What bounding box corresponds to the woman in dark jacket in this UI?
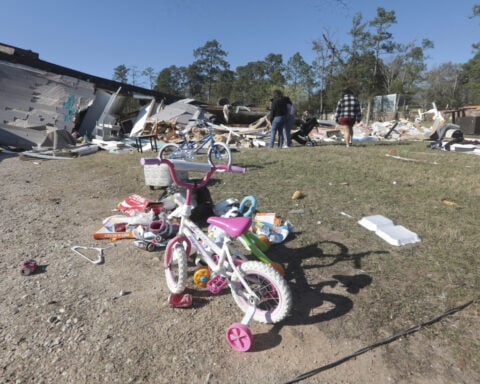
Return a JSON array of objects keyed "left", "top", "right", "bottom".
[{"left": 268, "top": 90, "right": 289, "bottom": 148}]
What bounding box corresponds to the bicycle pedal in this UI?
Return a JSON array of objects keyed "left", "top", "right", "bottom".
[
  {"left": 206, "top": 275, "right": 227, "bottom": 294},
  {"left": 168, "top": 293, "right": 192, "bottom": 308}
]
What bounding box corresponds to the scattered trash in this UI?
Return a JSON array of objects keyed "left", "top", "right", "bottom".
[
  {"left": 93, "top": 217, "right": 138, "bottom": 240},
  {"left": 250, "top": 215, "right": 294, "bottom": 244},
  {"left": 291, "top": 190, "right": 303, "bottom": 200},
  {"left": 288, "top": 208, "right": 305, "bottom": 214},
  {"left": 449, "top": 143, "right": 479, "bottom": 152},
  {"left": 340, "top": 211, "right": 353, "bottom": 218},
  {"left": 385, "top": 153, "right": 421, "bottom": 162},
  {"left": 238, "top": 196, "right": 256, "bottom": 217},
  {"left": 358, "top": 215, "right": 421, "bottom": 246},
  {"left": 133, "top": 240, "right": 148, "bottom": 250},
  {"left": 133, "top": 238, "right": 169, "bottom": 252},
  {"left": 168, "top": 293, "right": 192, "bottom": 308},
  {"left": 118, "top": 194, "right": 167, "bottom": 216},
  {"left": 71, "top": 244, "right": 115, "bottom": 265},
  {"left": 385, "top": 153, "right": 439, "bottom": 165},
  {"left": 441, "top": 198, "right": 462, "bottom": 208},
  {"left": 253, "top": 212, "right": 282, "bottom": 226},
  {"left": 20, "top": 259, "right": 38, "bottom": 276},
  {"left": 213, "top": 198, "right": 241, "bottom": 216}
]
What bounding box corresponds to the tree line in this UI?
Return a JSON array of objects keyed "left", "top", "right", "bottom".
[{"left": 113, "top": 6, "right": 480, "bottom": 120}]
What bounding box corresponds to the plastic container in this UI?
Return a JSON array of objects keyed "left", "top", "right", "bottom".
[{"left": 143, "top": 164, "right": 188, "bottom": 188}]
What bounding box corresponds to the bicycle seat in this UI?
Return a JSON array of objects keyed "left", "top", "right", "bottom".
[{"left": 207, "top": 216, "right": 251, "bottom": 238}]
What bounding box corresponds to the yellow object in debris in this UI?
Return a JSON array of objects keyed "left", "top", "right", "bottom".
[
  {"left": 441, "top": 198, "right": 462, "bottom": 208},
  {"left": 292, "top": 190, "right": 303, "bottom": 200}
]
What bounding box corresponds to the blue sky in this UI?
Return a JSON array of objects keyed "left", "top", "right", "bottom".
[{"left": 1, "top": 0, "right": 478, "bottom": 85}]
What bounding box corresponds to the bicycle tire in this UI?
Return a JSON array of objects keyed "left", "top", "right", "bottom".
[
  {"left": 164, "top": 236, "right": 189, "bottom": 294},
  {"left": 159, "top": 143, "right": 182, "bottom": 160},
  {"left": 208, "top": 142, "right": 232, "bottom": 167},
  {"left": 230, "top": 261, "right": 292, "bottom": 324}
]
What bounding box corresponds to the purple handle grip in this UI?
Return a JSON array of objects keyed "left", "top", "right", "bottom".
[
  {"left": 229, "top": 165, "right": 246, "bottom": 174},
  {"left": 140, "top": 157, "right": 161, "bottom": 166}
]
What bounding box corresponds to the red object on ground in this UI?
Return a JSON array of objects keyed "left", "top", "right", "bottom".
[
  {"left": 118, "top": 194, "right": 166, "bottom": 216},
  {"left": 168, "top": 293, "right": 192, "bottom": 308},
  {"left": 21, "top": 260, "right": 38, "bottom": 276}
]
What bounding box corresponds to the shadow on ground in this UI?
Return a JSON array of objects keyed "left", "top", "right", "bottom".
[{"left": 270, "top": 240, "right": 388, "bottom": 327}]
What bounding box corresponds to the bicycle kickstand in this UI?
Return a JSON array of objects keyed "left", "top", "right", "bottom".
[{"left": 240, "top": 296, "right": 258, "bottom": 326}]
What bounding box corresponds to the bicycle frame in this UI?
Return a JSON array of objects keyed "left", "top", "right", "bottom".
[
  {"left": 177, "top": 121, "right": 216, "bottom": 157},
  {"left": 177, "top": 216, "right": 259, "bottom": 302},
  {"left": 141, "top": 158, "right": 258, "bottom": 297}
]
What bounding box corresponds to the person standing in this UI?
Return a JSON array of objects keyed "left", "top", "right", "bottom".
[
  {"left": 334, "top": 89, "right": 362, "bottom": 147},
  {"left": 268, "top": 90, "right": 289, "bottom": 148},
  {"left": 283, "top": 96, "right": 294, "bottom": 148}
]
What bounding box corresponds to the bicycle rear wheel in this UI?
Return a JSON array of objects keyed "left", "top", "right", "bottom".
[
  {"left": 230, "top": 261, "right": 292, "bottom": 324},
  {"left": 159, "top": 143, "right": 182, "bottom": 160},
  {"left": 208, "top": 142, "right": 231, "bottom": 167}
]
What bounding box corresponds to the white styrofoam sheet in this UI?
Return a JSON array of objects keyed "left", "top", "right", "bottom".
[
  {"left": 450, "top": 144, "right": 478, "bottom": 152},
  {"left": 358, "top": 215, "right": 394, "bottom": 231},
  {"left": 358, "top": 215, "right": 421, "bottom": 246},
  {"left": 374, "top": 224, "right": 421, "bottom": 246}
]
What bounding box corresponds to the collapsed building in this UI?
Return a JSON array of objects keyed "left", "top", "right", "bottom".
[
  {"left": 2, "top": 42, "right": 478, "bottom": 154},
  {"left": 0, "top": 42, "right": 182, "bottom": 150},
  {"left": 0, "top": 42, "right": 271, "bottom": 152}
]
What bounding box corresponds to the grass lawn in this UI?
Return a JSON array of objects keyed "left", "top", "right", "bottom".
[
  {"left": 76, "top": 138, "right": 479, "bottom": 379},
  {"left": 212, "top": 139, "right": 479, "bottom": 376}
]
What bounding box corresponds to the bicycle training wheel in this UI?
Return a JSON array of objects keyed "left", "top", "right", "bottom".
[
  {"left": 164, "top": 236, "right": 189, "bottom": 294},
  {"left": 208, "top": 142, "right": 231, "bottom": 167},
  {"left": 159, "top": 143, "right": 182, "bottom": 160},
  {"left": 230, "top": 261, "right": 292, "bottom": 324},
  {"left": 226, "top": 323, "right": 253, "bottom": 352}
]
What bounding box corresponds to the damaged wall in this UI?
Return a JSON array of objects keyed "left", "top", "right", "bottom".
[
  {"left": 0, "top": 42, "right": 180, "bottom": 149},
  {"left": 0, "top": 60, "right": 95, "bottom": 131}
]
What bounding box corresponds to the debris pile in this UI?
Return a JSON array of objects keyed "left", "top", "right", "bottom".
[{"left": 90, "top": 191, "right": 294, "bottom": 257}]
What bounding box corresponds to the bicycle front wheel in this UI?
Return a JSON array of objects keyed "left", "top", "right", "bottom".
[
  {"left": 159, "top": 143, "right": 182, "bottom": 160},
  {"left": 230, "top": 261, "right": 292, "bottom": 324},
  {"left": 164, "top": 236, "right": 189, "bottom": 294},
  {"left": 208, "top": 142, "right": 231, "bottom": 167}
]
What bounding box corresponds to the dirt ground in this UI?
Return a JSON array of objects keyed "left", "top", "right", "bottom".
[{"left": 0, "top": 149, "right": 476, "bottom": 384}]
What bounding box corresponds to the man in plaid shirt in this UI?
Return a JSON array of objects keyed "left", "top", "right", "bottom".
[{"left": 335, "top": 89, "right": 362, "bottom": 147}]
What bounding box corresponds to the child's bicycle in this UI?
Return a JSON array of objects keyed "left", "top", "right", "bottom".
[
  {"left": 159, "top": 117, "right": 232, "bottom": 167},
  {"left": 140, "top": 157, "right": 292, "bottom": 352}
]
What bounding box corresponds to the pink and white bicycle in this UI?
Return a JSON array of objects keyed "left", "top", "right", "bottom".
[{"left": 140, "top": 157, "right": 292, "bottom": 351}]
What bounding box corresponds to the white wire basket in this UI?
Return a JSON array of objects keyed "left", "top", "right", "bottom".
[{"left": 143, "top": 164, "right": 189, "bottom": 189}]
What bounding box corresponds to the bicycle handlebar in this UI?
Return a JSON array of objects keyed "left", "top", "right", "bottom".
[{"left": 140, "top": 158, "right": 246, "bottom": 189}]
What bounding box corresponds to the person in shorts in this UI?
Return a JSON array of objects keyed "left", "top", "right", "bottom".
[{"left": 334, "top": 89, "right": 362, "bottom": 147}]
